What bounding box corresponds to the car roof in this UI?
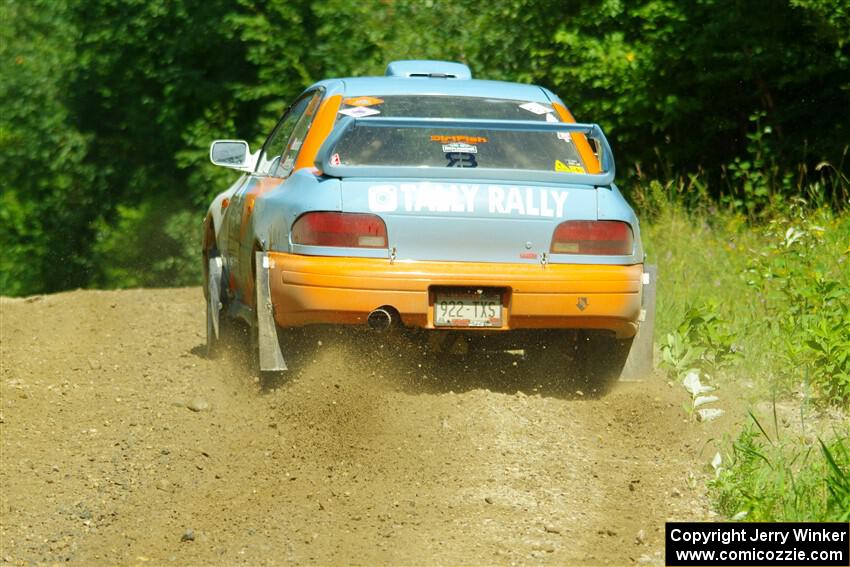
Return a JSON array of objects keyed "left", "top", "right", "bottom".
[
  {"left": 334, "top": 76, "right": 551, "bottom": 102},
  {"left": 308, "top": 61, "right": 563, "bottom": 107}
]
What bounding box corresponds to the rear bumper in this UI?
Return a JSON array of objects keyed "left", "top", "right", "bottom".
[{"left": 267, "top": 253, "right": 643, "bottom": 338}]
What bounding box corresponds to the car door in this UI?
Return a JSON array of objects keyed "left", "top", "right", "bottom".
[{"left": 227, "top": 89, "right": 325, "bottom": 308}]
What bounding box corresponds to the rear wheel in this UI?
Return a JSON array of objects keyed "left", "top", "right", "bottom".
[
  {"left": 571, "top": 264, "right": 658, "bottom": 384},
  {"left": 573, "top": 331, "right": 634, "bottom": 385}
]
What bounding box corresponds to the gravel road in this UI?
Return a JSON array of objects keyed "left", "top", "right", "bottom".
[{"left": 0, "top": 288, "right": 722, "bottom": 565}]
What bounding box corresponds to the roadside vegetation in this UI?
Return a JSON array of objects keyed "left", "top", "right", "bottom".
[
  {"left": 2, "top": 0, "right": 848, "bottom": 523},
  {"left": 640, "top": 156, "right": 849, "bottom": 522},
  {"left": 712, "top": 418, "right": 849, "bottom": 522}
]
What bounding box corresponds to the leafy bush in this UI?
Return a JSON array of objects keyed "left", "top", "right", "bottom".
[
  {"left": 744, "top": 203, "right": 850, "bottom": 405},
  {"left": 660, "top": 302, "right": 739, "bottom": 381}
]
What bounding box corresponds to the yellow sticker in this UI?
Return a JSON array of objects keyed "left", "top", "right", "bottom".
[
  {"left": 555, "top": 160, "right": 585, "bottom": 173},
  {"left": 343, "top": 96, "right": 384, "bottom": 107}
]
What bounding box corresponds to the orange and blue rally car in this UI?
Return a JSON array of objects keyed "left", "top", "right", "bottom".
[{"left": 203, "top": 60, "right": 657, "bottom": 380}]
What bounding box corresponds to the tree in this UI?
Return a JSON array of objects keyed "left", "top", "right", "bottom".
[{"left": 0, "top": 0, "right": 99, "bottom": 294}]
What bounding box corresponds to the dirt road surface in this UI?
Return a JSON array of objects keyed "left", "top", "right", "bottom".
[{"left": 1, "top": 289, "right": 724, "bottom": 565}]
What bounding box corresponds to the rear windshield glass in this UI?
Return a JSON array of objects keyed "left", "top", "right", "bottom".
[{"left": 333, "top": 96, "right": 588, "bottom": 173}]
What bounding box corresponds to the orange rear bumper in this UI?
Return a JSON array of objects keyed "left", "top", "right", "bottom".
[{"left": 268, "top": 253, "right": 643, "bottom": 338}]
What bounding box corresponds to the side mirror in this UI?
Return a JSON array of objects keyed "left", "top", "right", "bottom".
[{"left": 209, "top": 140, "right": 256, "bottom": 171}]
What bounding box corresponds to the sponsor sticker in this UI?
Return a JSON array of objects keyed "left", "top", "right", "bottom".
[
  {"left": 343, "top": 96, "right": 384, "bottom": 107},
  {"left": 442, "top": 142, "right": 478, "bottom": 154},
  {"left": 368, "top": 185, "right": 398, "bottom": 212},
  {"left": 545, "top": 113, "right": 572, "bottom": 141},
  {"left": 555, "top": 159, "right": 585, "bottom": 173},
  {"left": 430, "top": 135, "right": 488, "bottom": 144},
  {"left": 338, "top": 106, "right": 381, "bottom": 118},
  {"left": 519, "top": 102, "right": 554, "bottom": 115}
]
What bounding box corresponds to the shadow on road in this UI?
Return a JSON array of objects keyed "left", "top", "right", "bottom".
[
  {"left": 341, "top": 329, "right": 622, "bottom": 400},
  {"left": 188, "top": 326, "right": 624, "bottom": 400}
]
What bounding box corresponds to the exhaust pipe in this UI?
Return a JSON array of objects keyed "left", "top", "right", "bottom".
[{"left": 367, "top": 308, "right": 393, "bottom": 331}]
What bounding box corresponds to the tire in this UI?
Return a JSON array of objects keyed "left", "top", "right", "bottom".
[{"left": 570, "top": 331, "right": 634, "bottom": 392}]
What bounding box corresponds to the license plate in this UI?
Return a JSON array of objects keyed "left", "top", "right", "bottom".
[{"left": 434, "top": 291, "right": 502, "bottom": 328}]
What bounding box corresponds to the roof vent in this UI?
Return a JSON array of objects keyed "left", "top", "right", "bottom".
[{"left": 385, "top": 60, "right": 472, "bottom": 80}]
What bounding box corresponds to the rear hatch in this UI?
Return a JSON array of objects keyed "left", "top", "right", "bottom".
[
  {"left": 313, "top": 114, "right": 619, "bottom": 263},
  {"left": 339, "top": 179, "right": 598, "bottom": 263}
]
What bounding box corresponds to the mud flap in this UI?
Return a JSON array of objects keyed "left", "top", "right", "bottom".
[
  {"left": 206, "top": 256, "right": 223, "bottom": 356},
  {"left": 255, "top": 251, "right": 287, "bottom": 372},
  {"left": 620, "top": 264, "right": 657, "bottom": 381}
]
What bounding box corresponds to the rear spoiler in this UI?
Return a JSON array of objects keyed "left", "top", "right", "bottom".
[{"left": 315, "top": 117, "right": 616, "bottom": 186}]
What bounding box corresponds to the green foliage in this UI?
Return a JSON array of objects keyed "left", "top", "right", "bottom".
[
  {"left": 711, "top": 413, "right": 850, "bottom": 522},
  {"left": 69, "top": 0, "right": 262, "bottom": 206},
  {"left": 645, "top": 191, "right": 849, "bottom": 407},
  {"left": 723, "top": 112, "right": 780, "bottom": 218},
  {"left": 502, "top": 0, "right": 850, "bottom": 183},
  {"left": 0, "top": 0, "right": 100, "bottom": 295},
  {"left": 659, "top": 329, "right": 705, "bottom": 381},
  {"left": 803, "top": 305, "right": 850, "bottom": 404},
  {"left": 660, "top": 302, "right": 739, "bottom": 380},
  {"left": 820, "top": 437, "right": 850, "bottom": 521},
  {"left": 646, "top": 195, "right": 848, "bottom": 520},
  {"left": 91, "top": 200, "right": 202, "bottom": 289},
  {"left": 743, "top": 204, "right": 850, "bottom": 404}
]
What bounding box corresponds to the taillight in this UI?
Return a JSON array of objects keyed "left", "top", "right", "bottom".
[
  {"left": 550, "top": 220, "right": 634, "bottom": 255},
  {"left": 291, "top": 212, "right": 388, "bottom": 248}
]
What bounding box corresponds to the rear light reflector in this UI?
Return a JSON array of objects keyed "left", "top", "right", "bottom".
[
  {"left": 291, "top": 212, "right": 388, "bottom": 248},
  {"left": 551, "top": 220, "right": 634, "bottom": 255}
]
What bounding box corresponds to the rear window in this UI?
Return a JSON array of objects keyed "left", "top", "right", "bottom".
[{"left": 333, "top": 95, "right": 588, "bottom": 173}]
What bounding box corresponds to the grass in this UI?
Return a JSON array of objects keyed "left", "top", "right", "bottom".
[
  {"left": 636, "top": 183, "right": 850, "bottom": 521},
  {"left": 640, "top": 192, "right": 850, "bottom": 404},
  {"left": 711, "top": 413, "right": 850, "bottom": 522}
]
